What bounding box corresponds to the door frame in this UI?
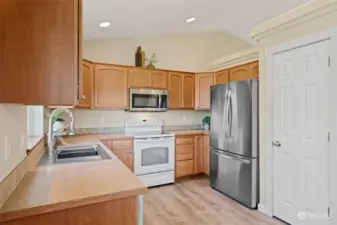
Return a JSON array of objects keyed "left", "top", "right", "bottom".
[{"left": 263, "top": 26, "right": 337, "bottom": 223}]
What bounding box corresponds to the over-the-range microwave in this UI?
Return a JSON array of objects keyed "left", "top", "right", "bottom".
[{"left": 129, "top": 88, "right": 168, "bottom": 112}]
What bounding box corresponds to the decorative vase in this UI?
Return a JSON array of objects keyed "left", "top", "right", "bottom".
[
  {"left": 203, "top": 123, "right": 210, "bottom": 130},
  {"left": 147, "top": 62, "right": 155, "bottom": 69},
  {"left": 135, "top": 46, "right": 144, "bottom": 67},
  {"left": 53, "top": 121, "right": 65, "bottom": 132}
]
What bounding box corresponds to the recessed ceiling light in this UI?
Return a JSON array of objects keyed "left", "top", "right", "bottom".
[
  {"left": 99, "top": 22, "right": 111, "bottom": 28},
  {"left": 186, "top": 17, "right": 196, "bottom": 23}
]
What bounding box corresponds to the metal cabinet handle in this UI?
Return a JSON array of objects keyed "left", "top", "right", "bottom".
[{"left": 272, "top": 141, "right": 281, "bottom": 147}]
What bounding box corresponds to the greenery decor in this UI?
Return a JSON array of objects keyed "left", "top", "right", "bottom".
[
  {"left": 202, "top": 116, "right": 210, "bottom": 126},
  {"left": 51, "top": 111, "right": 65, "bottom": 123}
]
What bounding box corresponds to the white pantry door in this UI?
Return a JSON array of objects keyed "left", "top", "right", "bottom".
[{"left": 273, "top": 40, "right": 329, "bottom": 225}]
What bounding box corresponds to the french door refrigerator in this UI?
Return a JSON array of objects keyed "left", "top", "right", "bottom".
[{"left": 210, "top": 79, "right": 259, "bottom": 209}]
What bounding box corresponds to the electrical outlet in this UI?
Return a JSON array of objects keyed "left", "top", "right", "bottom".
[{"left": 100, "top": 116, "right": 105, "bottom": 124}]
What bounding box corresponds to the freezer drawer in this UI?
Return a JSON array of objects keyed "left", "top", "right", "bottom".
[{"left": 210, "top": 148, "right": 258, "bottom": 208}]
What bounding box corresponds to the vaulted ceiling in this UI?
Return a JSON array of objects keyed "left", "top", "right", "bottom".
[{"left": 83, "top": 0, "right": 311, "bottom": 43}]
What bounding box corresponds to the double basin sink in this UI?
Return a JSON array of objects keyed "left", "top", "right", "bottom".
[{"left": 54, "top": 144, "right": 111, "bottom": 164}]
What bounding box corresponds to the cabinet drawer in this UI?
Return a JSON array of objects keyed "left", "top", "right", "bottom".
[
  {"left": 111, "top": 139, "right": 132, "bottom": 150},
  {"left": 176, "top": 137, "right": 194, "bottom": 145},
  {"left": 176, "top": 160, "right": 194, "bottom": 178},
  {"left": 176, "top": 144, "right": 193, "bottom": 161}
]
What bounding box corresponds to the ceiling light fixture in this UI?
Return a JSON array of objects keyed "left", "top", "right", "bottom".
[
  {"left": 186, "top": 17, "right": 196, "bottom": 23},
  {"left": 99, "top": 22, "right": 111, "bottom": 28}
]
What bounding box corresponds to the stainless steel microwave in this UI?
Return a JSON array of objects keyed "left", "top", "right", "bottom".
[{"left": 129, "top": 88, "right": 168, "bottom": 112}]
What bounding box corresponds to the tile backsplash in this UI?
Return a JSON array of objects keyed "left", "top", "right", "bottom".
[{"left": 72, "top": 109, "right": 209, "bottom": 128}]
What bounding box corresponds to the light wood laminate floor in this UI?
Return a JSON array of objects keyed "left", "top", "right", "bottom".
[{"left": 144, "top": 178, "right": 285, "bottom": 225}]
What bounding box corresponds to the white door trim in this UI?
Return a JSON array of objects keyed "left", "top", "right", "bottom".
[{"left": 264, "top": 26, "right": 337, "bottom": 224}]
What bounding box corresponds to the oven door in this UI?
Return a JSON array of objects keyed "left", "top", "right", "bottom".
[
  {"left": 134, "top": 136, "right": 175, "bottom": 175},
  {"left": 130, "top": 89, "right": 168, "bottom": 112}
]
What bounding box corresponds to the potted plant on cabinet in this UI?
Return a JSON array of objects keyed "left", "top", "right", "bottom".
[{"left": 202, "top": 116, "right": 210, "bottom": 130}]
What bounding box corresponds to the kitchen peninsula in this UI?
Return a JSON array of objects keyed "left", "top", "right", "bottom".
[{"left": 0, "top": 136, "right": 147, "bottom": 225}]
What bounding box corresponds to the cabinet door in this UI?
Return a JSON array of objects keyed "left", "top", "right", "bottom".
[
  {"left": 229, "top": 64, "right": 250, "bottom": 82},
  {"left": 168, "top": 72, "right": 182, "bottom": 109},
  {"left": 195, "top": 73, "right": 214, "bottom": 110},
  {"left": 176, "top": 144, "right": 194, "bottom": 161},
  {"left": 182, "top": 73, "right": 195, "bottom": 109},
  {"left": 249, "top": 61, "right": 259, "bottom": 79},
  {"left": 194, "top": 136, "right": 204, "bottom": 174},
  {"left": 214, "top": 69, "right": 229, "bottom": 85},
  {"left": 128, "top": 68, "right": 151, "bottom": 88},
  {"left": 94, "top": 64, "right": 128, "bottom": 109},
  {"left": 150, "top": 70, "right": 168, "bottom": 89},
  {"left": 175, "top": 160, "right": 194, "bottom": 178},
  {"left": 203, "top": 135, "right": 210, "bottom": 175},
  {"left": 78, "top": 60, "right": 93, "bottom": 108},
  {"left": 0, "top": 0, "right": 81, "bottom": 105},
  {"left": 122, "top": 152, "right": 134, "bottom": 172}
]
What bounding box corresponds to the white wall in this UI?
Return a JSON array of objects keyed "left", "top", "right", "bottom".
[
  {"left": 72, "top": 109, "right": 209, "bottom": 128},
  {"left": 250, "top": 1, "right": 337, "bottom": 221},
  {"left": 83, "top": 30, "right": 251, "bottom": 72},
  {"left": 0, "top": 105, "right": 27, "bottom": 183}
]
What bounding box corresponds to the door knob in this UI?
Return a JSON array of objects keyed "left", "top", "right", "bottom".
[
  {"left": 82, "top": 95, "right": 86, "bottom": 100},
  {"left": 272, "top": 141, "right": 281, "bottom": 147}
]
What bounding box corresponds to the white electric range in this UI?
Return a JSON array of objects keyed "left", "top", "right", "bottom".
[{"left": 125, "top": 119, "right": 175, "bottom": 187}]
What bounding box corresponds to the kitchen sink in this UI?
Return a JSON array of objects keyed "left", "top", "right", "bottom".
[{"left": 54, "top": 144, "right": 111, "bottom": 164}]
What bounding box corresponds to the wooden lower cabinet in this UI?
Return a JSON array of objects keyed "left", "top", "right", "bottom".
[
  {"left": 113, "top": 151, "right": 133, "bottom": 171},
  {"left": 2, "top": 197, "right": 138, "bottom": 225},
  {"left": 194, "top": 135, "right": 204, "bottom": 174},
  {"left": 203, "top": 135, "right": 210, "bottom": 175},
  {"left": 176, "top": 160, "right": 194, "bottom": 178},
  {"left": 175, "top": 134, "right": 209, "bottom": 179},
  {"left": 101, "top": 139, "right": 133, "bottom": 172}
]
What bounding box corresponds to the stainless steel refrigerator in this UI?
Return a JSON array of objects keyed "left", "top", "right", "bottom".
[{"left": 210, "top": 79, "right": 258, "bottom": 209}]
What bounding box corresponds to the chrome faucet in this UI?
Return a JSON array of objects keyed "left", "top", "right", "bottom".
[{"left": 48, "top": 108, "right": 75, "bottom": 161}]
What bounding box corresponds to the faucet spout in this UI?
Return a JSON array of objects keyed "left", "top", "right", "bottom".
[{"left": 48, "top": 108, "right": 75, "bottom": 162}]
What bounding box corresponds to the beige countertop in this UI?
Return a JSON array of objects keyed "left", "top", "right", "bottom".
[{"left": 0, "top": 136, "right": 147, "bottom": 223}]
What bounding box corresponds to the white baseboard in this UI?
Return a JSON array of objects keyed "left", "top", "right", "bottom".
[{"left": 258, "top": 203, "right": 273, "bottom": 217}]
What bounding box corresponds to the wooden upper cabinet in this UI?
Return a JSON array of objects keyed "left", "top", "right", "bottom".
[
  {"left": 168, "top": 72, "right": 183, "bottom": 109},
  {"left": 229, "top": 64, "right": 250, "bottom": 82},
  {"left": 195, "top": 73, "right": 214, "bottom": 110},
  {"left": 249, "top": 61, "right": 259, "bottom": 79},
  {"left": 78, "top": 60, "right": 93, "bottom": 108},
  {"left": 215, "top": 70, "right": 229, "bottom": 85},
  {"left": 128, "top": 68, "right": 151, "bottom": 88},
  {"left": 94, "top": 64, "right": 128, "bottom": 109},
  {"left": 182, "top": 73, "right": 195, "bottom": 109},
  {"left": 0, "top": 0, "right": 82, "bottom": 105},
  {"left": 150, "top": 70, "right": 168, "bottom": 89}
]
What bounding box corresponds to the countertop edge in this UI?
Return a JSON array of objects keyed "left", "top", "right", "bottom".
[{"left": 0, "top": 186, "right": 147, "bottom": 222}]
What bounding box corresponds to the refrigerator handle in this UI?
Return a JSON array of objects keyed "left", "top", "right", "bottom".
[
  {"left": 226, "top": 89, "right": 232, "bottom": 138},
  {"left": 224, "top": 91, "right": 229, "bottom": 138},
  {"left": 211, "top": 148, "right": 251, "bottom": 164},
  {"left": 229, "top": 91, "right": 233, "bottom": 138}
]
